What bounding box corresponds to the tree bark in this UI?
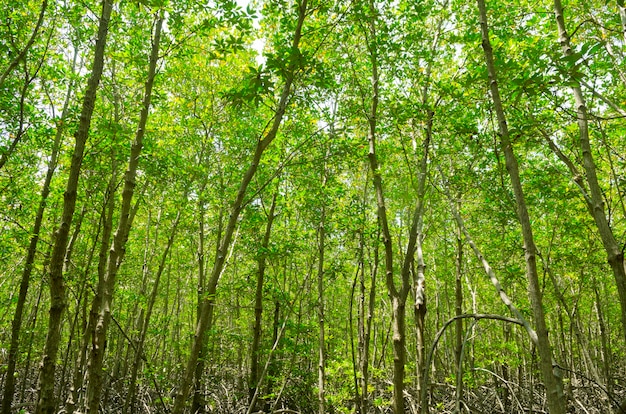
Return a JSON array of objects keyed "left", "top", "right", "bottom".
[
  {"left": 171, "top": 3, "right": 307, "bottom": 412},
  {"left": 363, "top": 3, "right": 430, "bottom": 412},
  {"left": 191, "top": 192, "right": 208, "bottom": 414},
  {"left": 317, "top": 178, "right": 327, "bottom": 414},
  {"left": 84, "top": 14, "right": 162, "bottom": 413},
  {"left": 364, "top": 5, "right": 406, "bottom": 412},
  {"left": 454, "top": 200, "right": 464, "bottom": 414},
  {"left": 357, "top": 175, "right": 377, "bottom": 414},
  {"left": 124, "top": 211, "right": 181, "bottom": 414},
  {"left": 35, "top": 2, "right": 114, "bottom": 413},
  {"left": 476, "top": 1, "right": 565, "bottom": 412},
  {"left": 552, "top": 0, "right": 626, "bottom": 346},
  {"left": 249, "top": 193, "right": 277, "bottom": 409},
  {"left": 69, "top": 151, "right": 117, "bottom": 412},
  {"left": 593, "top": 278, "right": 612, "bottom": 394},
  {"left": 191, "top": 185, "right": 224, "bottom": 414},
  {"left": 413, "top": 112, "right": 431, "bottom": 402},
  {"left": 0, "top": 47, "right": 77, "bottom": 414}
]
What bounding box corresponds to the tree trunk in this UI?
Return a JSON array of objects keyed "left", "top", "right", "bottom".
[
  {"left": 553, "top": 0, "right": 626, "bottom": 346},
  {"left": 124, "top": 211, "right": 181, "bottom": 414},
  {"left": 249, "top": 193, "right": 277, "bottom": 408},
  {"left": 84, "top": 14, "right": 163, "bottom": 413},
  {"left": 35, "top": 2, "right": 113, "bottom": 413},
  {"left": 413, "top": 112, "right": 431, "bottom": 403},
  {"left": 476, "top": 1, "right": 565, "bottom": 412},
  {"left": 454, "top": 204, "right": 464, "bottom": 414},
  {"left": 363, "top": 3, "right": 430, "bottom": 412},
  {"left": 192, "top": 191, "right": 223, "bottom": 414},
  {"left": 191, "top": 193, "right": 207, "bottom": 414},
  {"left": 171, "top": 4, "right": 307, "bottom": 412},
  {"left": 0, "top": 0, "right": 47, "bottom": 89},
  {"left": 18, "top": 277, "right": 45, "bottom": 405},
  {"left": 364, "top": 5, "right": 405, "bottom": 412},
  {"left": 317, "top": 185, "right": 327, "bottom": 414},
  {"left": 70, "top": 153, "right": 117, "bottom": 412},
  {"left": 0, "top": 47, "right": 76, "bottom": 414},
  {"left": 0, "top": 69, "right": 35, "bottom": 171},
  {"left": 357, "top": 178, "right": 377, "bottom": 414},
  {"left": 593, "top": 278, "right": 612, "bottom": 394}
]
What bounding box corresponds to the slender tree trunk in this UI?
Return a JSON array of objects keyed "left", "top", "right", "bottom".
[
  {"left": 249, "top": 193, "right": 277, "bottom": 408},
  {"left": 247, "top": 265, "right": 313, "bottom": 414},
  {"left": 0, "top": 69, "right": 34, "bottom": 171},
  {"left": 124, "top": 211, "right": 181, "bottom": 414},
  {"left": 454, "top": 202, "right": 464, "bottom": 413},
  {"left": 64, "top": 208, "right": 103, "bottom": 413},
  {"left": 191, "top": 192, "right": 208, "bottom": 414},
  {"left": 19, "top": 277, "right": 45, "bottom": 404},
  {"left": 35, "top": 2, "right": 113, "bottom": 413},
  {"left": 357, "top": 177, "right": 377, "bottom": 414},
  {"left": 593, "top": 278, "right": 612, "bottom": 394},
  {"left": 121, "top": 205, "right": 155, "bottom": 390},
  {"left": 0, "top": 48, "right": 76, "bottom": 414},
  {"left": 620, "top": 5, "right": 626, "bottom": 42},
  {"left": 414, "top": 220, "right": 426, "bottom": 398},
  {"left": 171, "top": 4, "right": 307, "bottom": 412},
  {"left": 84, "top": 14, "right": 162, "bottom": 413},
  {"left": 421, "top": 313, "right": 525, "bottom": 414},
  {"left": 0, "top": 0, "right": 47, "bottom": 89},
  {"left": 546, "top": 264, "right": 603, "bottom": 389},
  {"left": 553, "top": 0, "right": 626, "bottom": 346},
  {"left": 426, "top": 184, "right": 550, "bottom": 413},
  {"left": 363, "top": 4, "right": 430, "bottom": 412},
  {"left": 317, "top": 184, "right": 327, "bottom": 414},
  {"left": 71, "top": 152, "right": 117, "bottom": 412},
  {"left": 264, "top": 298, "right": 281, "bottom": 408},
  {"left": 413, "top": 112, "right": 431, "bottom": 403},
  {"left": 363, "top": 5, "right": 405, "bottom": 412},
  {"left": 476, "top": 2, "right": 565, "bottom": 412},
  {"left": 58, "top": 217, "right": 97, "bottom": 407}
]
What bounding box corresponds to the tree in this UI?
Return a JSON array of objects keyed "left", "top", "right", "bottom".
[
  {"left": 35, "top": 2, "right": 114, "bottom": 412},
  {"left": 171, "top": 2, "right": 309, "bottom": 411},
  {"left": 476, "top": 0, "right": 565, "bottom": 412},
  {"left": 0, "top": 42, "right": 77, "bottom": 414},
  {"left": 83, "top": 11, "right": 163, "bottom": 413},
  {"left": 0, "top": 0, "right": 48, "bottom": 90},
  {"left": 552, "top": 0, "right": 626, "bottom": 346},
  {"left": 361, "top": 1, "right": 431, "bottom": 411}
]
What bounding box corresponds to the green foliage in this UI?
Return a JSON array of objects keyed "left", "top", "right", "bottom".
[{"left": 1, "top": 0, "right": 625, "bottom": 413}]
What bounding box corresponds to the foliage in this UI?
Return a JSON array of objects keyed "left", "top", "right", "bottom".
[{"left": 1, "top": 0, "right": 625, "bottom": 413}]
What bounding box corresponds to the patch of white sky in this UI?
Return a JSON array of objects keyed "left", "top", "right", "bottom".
[{"left": 235, "top": 0, "right": 266, "bottom": 65}]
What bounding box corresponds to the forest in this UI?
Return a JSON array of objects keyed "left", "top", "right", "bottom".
[{"left": 1, "top": 0, "right": 626, "bottom": 413}]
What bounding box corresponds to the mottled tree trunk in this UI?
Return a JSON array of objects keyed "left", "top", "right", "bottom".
[
  {"left": 35, "top": 2, "right": 113, "bottom": 413},
  {"left": 1, "top": 48, "right": 76, "bottom": 414},
  {"left": 477, "top": 1, "right": 565, "bottom": 412},
  {"left": 317, "top": 184, "right": 327, "bottom": 414},
  {"left": 171, "top": 4, "right": 308, "bottom": 412},
  {"left": 124, "top": 212, "right": 181, "bottom": 414},
  {"left": 249, "top": 193, "right": 277, "bottom": 408},
  {"left": 84, "top": 14, "right": 163, "bottom": 413},
  {"left": 553, "top": 0, "right": 626, "bottom": 347}
]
